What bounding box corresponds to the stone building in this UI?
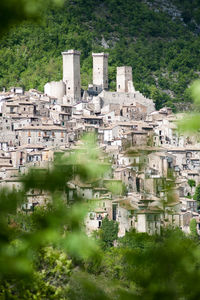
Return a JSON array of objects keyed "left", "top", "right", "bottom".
[
  {"left": 44, "top": 80, "right": 66, "bottom": 102},
  {"left": 117, "top": 66, "right": 135, "bottom": 93},
  {"left": 62, "top": 50, "right": 81, "bottom": 104},
  {"left": 92, "top": 52, "right": 109, "bottom": 93},
  {"left": 96, "top": 90, "right": 155, "bottom": 114},
  {"left": 17, "top": 125, "right": 68, "bottom": 147}
]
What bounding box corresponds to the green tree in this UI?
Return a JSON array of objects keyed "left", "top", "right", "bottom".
[
  {"left": 189, "top": 218, "right": 198, "bottom": 239},
  {"left": 194, "top": 184, "right": 200, "bottom": 204},
  {"left": 188, "top": 179, "right": 196, "bottom": 188},
  {"left": 100, "top": 217, "right": 118, "bottom": 249}
]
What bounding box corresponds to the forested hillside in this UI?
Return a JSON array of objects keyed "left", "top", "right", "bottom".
[{"left": 1, "top": 0, "right": 200, "bottom": 109}]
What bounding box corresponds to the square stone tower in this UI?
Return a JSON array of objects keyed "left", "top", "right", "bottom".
[
  {"left": 92, "top": 52, "right": 109, "bottom": 93},
  {"left": 62, "top": 50, "right": 81, "bottom": 104},
  {"left": 117, "top": 66, "right": 133, "bottom": 93}
]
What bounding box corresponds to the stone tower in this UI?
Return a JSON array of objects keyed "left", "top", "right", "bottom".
[
  {"left": 92, "top": 52, "right": 109, "bottom": 93},
  {"left": 117, "top": 66, "right": 134, "bottom": 93},
  {"left": 62, "top": 50, "right": 81, "bottom": 104}
]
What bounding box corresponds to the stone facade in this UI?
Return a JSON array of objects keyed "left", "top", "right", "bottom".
[
  {"left": 117, "top": 66, "right": 134, "bottom": 93},
  {"left": 62, "top": 50, "right": 81, "bottom": 104},
  {"left": 92, "top": 52, "right": 109, "bottom": 93},
  {"left": 44, "top": 80, "right": 66, "bottom": 101}
]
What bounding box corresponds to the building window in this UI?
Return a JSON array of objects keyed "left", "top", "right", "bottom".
[
  {"left": 118, "top": 85, "right": 120, "bottom": 89},
  {"left": 28, "top": 138, "right": 31, "bottom": 144}
]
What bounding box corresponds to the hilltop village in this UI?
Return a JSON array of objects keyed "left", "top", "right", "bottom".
[{"left": 0, "top": 50, "right": 199, "bottom": 236}]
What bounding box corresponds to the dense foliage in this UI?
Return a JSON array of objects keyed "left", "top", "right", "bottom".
[
  {"left": 194, "top": 183, "right": 200, "bottom": 205},
  {"left": 1, "top": 0, "right": 200, "bottom": 109},
  {"left": 99, "top": 217, "right": 118, "bottom": 249}
]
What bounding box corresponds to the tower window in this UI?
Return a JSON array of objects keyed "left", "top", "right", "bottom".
[
  {"left": 118, "top": 85, "right": 120, "bottom": 88},
  {"left": 68, "top": 87, "right": 70, "bottom": 90}
]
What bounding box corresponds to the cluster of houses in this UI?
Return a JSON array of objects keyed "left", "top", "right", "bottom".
[{"left": 0, "top": 49, "right": 200, "bottom": 236}]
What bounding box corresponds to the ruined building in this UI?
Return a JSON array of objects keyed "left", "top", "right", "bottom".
[
  {"left": 62, "top": 50, "right": 81, "bottom": 104},
  {"left": 117, "top": 66, "right": 135, "bottom": 93},
  {"left": 44, "top": 49, "right": 155, "bottom": 113},
  {"left": 92, "top": 52, "right": 109, "bottom": 93},
  {"left": 44, "top": 49, "right": 81, "bottom": 105}
]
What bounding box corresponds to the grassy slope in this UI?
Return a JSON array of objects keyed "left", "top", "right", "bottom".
[{"left": 1, "top": 0, "right": 200, "bottom": 109}]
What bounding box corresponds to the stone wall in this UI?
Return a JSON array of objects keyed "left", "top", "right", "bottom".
[{"left": 98, "top": 90, "right": 155, "bottom": 114}]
